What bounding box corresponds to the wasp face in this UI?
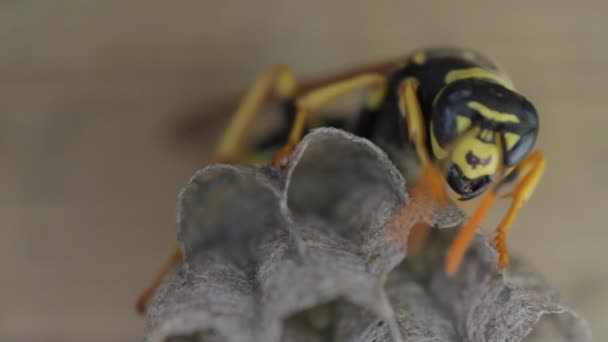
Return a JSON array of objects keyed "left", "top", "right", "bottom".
[
  {"left": 430, "top": 79, "right": 539, "bottom": 201},
  {"left": 444, "top": 129, "right": 499, "bottom": 200}
]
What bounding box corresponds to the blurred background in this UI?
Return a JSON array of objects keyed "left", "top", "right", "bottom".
[{"left": 2, "top": 1, "right": 607, "bottom": 341}]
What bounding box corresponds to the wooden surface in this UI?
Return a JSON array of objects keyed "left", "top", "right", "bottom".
[{"left": 2, "top": 1, "right": 606, "bottom": 341}]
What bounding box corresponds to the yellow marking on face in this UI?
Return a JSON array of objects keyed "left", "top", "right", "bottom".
[
  {"left": 412, "top": 51, "right": 427, "bottom": 65},
  {"left": 453, "top": 136, "right": 500, "bottom": 179},
  {"left": 430, "top": 124, "right": 448, "bottom": 159},
  {"left": 431, "top": 115, "right": 471, "bottom": 160},
  {"left": 457, "top": 116, "right": 472, "bottom": 134},
  {"left": 445, "top": 67, "right": 514, "bottom": 90},
  {"left": 504, "top": 132, "right": 521, "bottom": 150},
  {"left": 468, "top": 101, "right": 520, "bottom": 123}
]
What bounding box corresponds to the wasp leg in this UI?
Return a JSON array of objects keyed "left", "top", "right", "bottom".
[
  {"left": 399, "top": 78, "right": 430, "bottom": 165},
  {"left": 494, "top": 150, "right": 546, "bottom": 270},
  {"left": 445, "top": 189, "right": 498, "bottom": 275},
  {"left": 398, "top": 78, "right": 450, "bottom": 204},
  {"left": 272, "top": 73, "right": 387, "bottom": 167},
  {"left": 390, "top": 78, "right": 451, "bottom": 254},
  {"left": 215, "top": 65, "right": 297, "bottom": 163},
  {"left": 135, "top": 66, "right": 298, "bottom": 315},
  {"left": 444, "top": 133, "right": 505, "bottom": 275},
  {"left": 406, "top": 222, "right": 432, "bottom": 256},
  {"left": 135, "top": 246, "right": 182, "bottom": 314},
  {"left": 444, "top": 149, "right": 545, "bottom": 275}
]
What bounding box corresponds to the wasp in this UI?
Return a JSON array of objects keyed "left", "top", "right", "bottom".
[{"left": 136, "top": 47, "right": 545, "bottom": 314}]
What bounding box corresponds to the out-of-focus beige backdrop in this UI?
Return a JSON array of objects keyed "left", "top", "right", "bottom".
[{"left": 2, "top": 1, "right": 606, "bottom": 341}]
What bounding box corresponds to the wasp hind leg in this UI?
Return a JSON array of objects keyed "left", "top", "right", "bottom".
[{"left": 135, "top": 65, "right": 298, "bottom": 315}]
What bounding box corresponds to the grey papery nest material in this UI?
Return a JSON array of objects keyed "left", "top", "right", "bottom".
[{"left": 143, "top": 128, "right": 591, "bottom": 342}]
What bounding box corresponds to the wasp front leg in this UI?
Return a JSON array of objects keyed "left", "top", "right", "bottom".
[
  {"left": 445, "top": 150, "right": 546, "bottom": 274},
  {"left": 445, "top": 187, "right": 499, "bottom": 274},
  {"left": 390, "top": 78, "right": 451, "bottom": 254},
  {"left": 494, "top": 150, "right": 546, "bottom": 269},
  {"left": 135, "top": 247, "right": 182, "bottom": 314},
  {"left": 398, "top": 78, "right": 450, "bottom": 204}
]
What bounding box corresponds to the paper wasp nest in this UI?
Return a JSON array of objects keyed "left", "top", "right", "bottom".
[{"left": 144, "top": 128, "right": 591, "bottom": 342}]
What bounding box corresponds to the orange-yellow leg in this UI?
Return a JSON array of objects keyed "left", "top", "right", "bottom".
[
  {"left": 216, "top": 65, "right": 297, "bottom": 162},
  {"left": 389, "top": 78, "right": 451, "bottom": 254},
  {"left": 445, "top": 190, "right": 497, "bottom": 275},
  {"left": 136, "top": 246, "right": 182, "bottom": 314},
  {"left": 445, "top": 150, "right": 546, "bottom": 275},
  {"left": 494, "top": 150, "right": 546, "bottom": 269},
  {"left": 406, "top": 222, "right": 432, "bottom": 256},
  {"left": 443, "top": 130, "right": 503, "bottom": 275},
  {"left": 444, "top": 132, "right": 504, "bottom": 276},
  {"left": 398, "top": 78, "right": 450, "bottom": 204},
  {"left": 272, "top": 73, "right": 387, "bottom": 168},
  {"left": 136, "top": 65, "right": 297, "bottom": 315}
]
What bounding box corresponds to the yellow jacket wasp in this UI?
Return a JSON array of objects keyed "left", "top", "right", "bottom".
[{"left": 136, "top": 47, "right": 545, "bottom": 314}]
